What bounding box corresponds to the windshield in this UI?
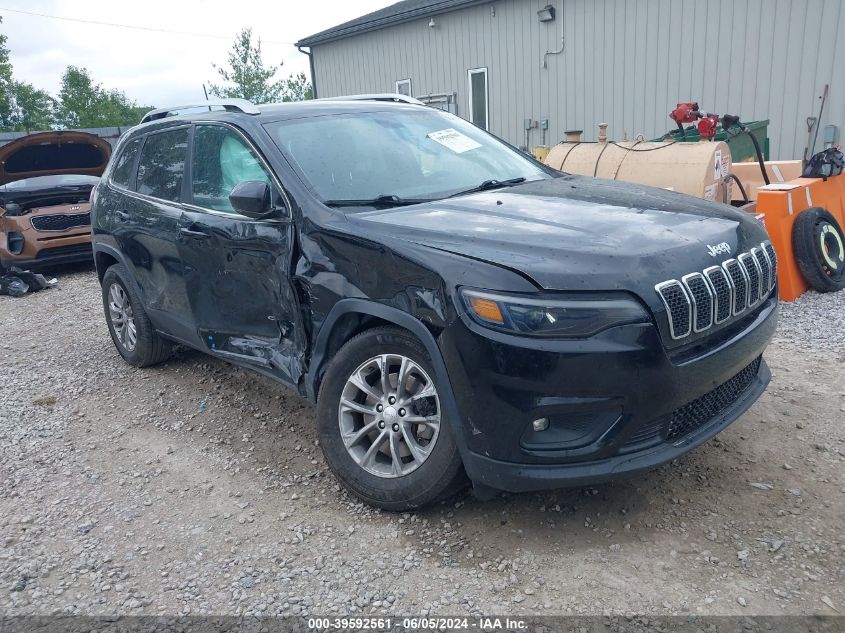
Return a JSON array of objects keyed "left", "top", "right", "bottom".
[
  {"left": 264, "top": 108, "right": 551, "bottom": 204},
  {"left": 0, "top": 174, "right": 100, "bottom": 190}
]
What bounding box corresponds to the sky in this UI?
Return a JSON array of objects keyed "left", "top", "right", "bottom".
[{"left": 0, "top": 0, "right": 396, "bottom": 107}]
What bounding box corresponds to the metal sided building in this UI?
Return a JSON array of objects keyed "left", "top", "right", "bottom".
[{"left": 296, "top": 0, "right": 844, "bottom": 160}]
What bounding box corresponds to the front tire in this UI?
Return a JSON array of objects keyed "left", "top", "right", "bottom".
[
  {"left": 101, "top": 264, "right": 172, "bottom": 367},
  {"left": 317, "top": 326, "right": 466, "bottom": 510}
]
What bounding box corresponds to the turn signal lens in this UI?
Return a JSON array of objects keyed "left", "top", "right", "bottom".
[{"left": 467, "top": 295, "right": 504, "bottom": 324}]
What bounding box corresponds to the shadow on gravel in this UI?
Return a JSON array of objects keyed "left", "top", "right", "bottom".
[{"left": 31, "top": 260, "right": 97, "bottom": 279}]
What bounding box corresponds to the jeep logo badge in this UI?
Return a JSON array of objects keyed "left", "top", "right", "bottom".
[{"left": 707, "top": 242, "right": 731, "bottom": 257}]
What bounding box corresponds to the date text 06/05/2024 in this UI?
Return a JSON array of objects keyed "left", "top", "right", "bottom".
[{"left": 306, "top": 616, "right": 528, "bottom": 629}]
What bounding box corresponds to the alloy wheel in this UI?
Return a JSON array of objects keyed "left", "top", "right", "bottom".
[
  {"left": 338, "top": 353, "right": 441, "bottom": 478},
  {"left": 108, "top": 283, "right": 137, "bottom": 352}
]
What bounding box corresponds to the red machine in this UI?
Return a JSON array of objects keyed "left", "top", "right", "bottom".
[
  {"left": 669, "top": 102, "right": 720, "bottom": 139},
  {"left": 669, "top": 102, "right": 701, "bottom": 126},
  {"left": 696, "top": 115, "right": 720, "bottom": 139}
]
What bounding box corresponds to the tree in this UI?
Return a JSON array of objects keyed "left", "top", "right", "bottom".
[
  {"left": 0, "top": 19, "right": 54, "bottom": 132},
  {"left": 8, "top": 82, "right": 55, "bottom": 131},
  {"left": 0, "top": 22, "right": 148, "bottom": 132},
  {"left": 0, "top": 17, "right": 14, "bottom": 129},
  {"left": 57, "top": 66, "right": 146, "bottom": 128},
  {"left": 283, "top": 71, "right": 313, "bottom": 102},
  {"left": 209, "top": 28, "right": 312, "bottom": 103}
]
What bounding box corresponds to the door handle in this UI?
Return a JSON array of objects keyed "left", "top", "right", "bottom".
[
  {"left": 179, "top": 226, "right": 211, "bottom": 240},
  {"left": 115, "top": 210, "right": 130, "bottom": 221}
]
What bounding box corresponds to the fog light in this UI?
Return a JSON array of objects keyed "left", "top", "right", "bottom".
[
  {"left": 7, "top": 231, "right": 24, "bottom": 255},
  {"left": 532, "top": 418, "right": 550, "bottom": 432}
]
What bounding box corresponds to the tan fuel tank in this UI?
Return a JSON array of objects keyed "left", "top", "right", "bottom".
[{"left": 544, "top": 138, "right": 733, "bottom": 203}]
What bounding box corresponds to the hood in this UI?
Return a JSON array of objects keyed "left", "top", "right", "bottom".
[
  {"left": 0, "top": 131, "right": 112, "bottom": 186},
  {"left": 348, "top": 175, "right": 768, "bottom": 300}
]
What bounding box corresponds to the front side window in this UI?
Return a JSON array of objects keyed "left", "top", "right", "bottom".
[
  {"left": 110, "top": 138, "right": 142, "bottom": 188},
  {"left": 264, "top": 108, "right": 548, "bottom": 204},
  {"left": 136, "top": 128, "right": 188, "bottom": 202},
  {"left": 191, "top": 125, "right": 271, "bottom": 213}
]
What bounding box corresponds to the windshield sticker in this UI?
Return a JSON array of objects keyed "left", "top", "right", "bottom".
[{"left": 427, "top": 128, "right": 482, "bottom": 153}]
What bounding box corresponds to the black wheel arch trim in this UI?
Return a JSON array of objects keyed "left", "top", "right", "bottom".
[
  {"left": 92, "top": 244, "right": 145, "bottom": 300},
  {"left": 305, "top": 298, "right": 472, "bottom": 462}
]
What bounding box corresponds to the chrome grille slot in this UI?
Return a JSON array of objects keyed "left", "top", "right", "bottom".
[
  {"left": 762, "top": 241, "right": 778, "bottom": 290},
  {"left": 704, "top": 266, "right": 732, "bottom": 323},
  {"left": 682, "top": 273, "right": 713, "bottom": 332},
  {"left": 752, "top": 247, "right": 771, "bottom": 295},
  {"left": 739, "top": 252, "right": 761, "bottom": 306},
  {"left": 656, "top": 243, "right": 777, "bottom": 342},
  {"left": 723, "top": 259, "right": 748, "bottom": 315},
  {"left": 655, "top": 280, "right": 691, "bottom": 339}
]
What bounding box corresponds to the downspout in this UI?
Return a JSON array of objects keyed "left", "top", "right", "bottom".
[
  {"left": 542, "top": 0, "right": 565, "bottom": 68},
  {"left": 297, "top": 45, "right": 318, "bottom": 99}
]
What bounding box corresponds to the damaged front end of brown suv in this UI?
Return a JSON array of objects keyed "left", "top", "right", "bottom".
[{"left": 0, "top": 130, "right": 111, "bottom": 271}]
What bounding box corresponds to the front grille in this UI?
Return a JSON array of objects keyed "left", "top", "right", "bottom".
[
  {"left": 667, "top": 356, "right": 762, "bottom": 441},
  {"left": 656, "top": 241, "right": 775, "bottom": 341},
  {"left": 31, "top": 212, "right": 91, "bottom": 232}
]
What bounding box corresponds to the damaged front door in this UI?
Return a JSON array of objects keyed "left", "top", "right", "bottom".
[{"left": 178, "top": 123, "right": 303, "bottom": 385}]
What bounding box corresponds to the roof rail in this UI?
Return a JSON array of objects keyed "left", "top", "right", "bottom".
[
  {"left": 318, "top": 93, "right": 424, "bottom": 105},
  {"left": 140, "top": 98, "right": 261, "bottom": 124}
]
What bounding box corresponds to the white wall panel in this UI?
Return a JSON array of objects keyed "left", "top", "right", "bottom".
[{"left": 311, "top": 0, "right": 844, "bottom": 159}]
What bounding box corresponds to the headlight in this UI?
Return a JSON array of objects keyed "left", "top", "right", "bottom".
[{"left": 460, "top": 289, "right": 649, "bottom": 338}]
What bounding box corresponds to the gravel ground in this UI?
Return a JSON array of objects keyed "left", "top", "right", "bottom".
[
  {"left": 1, "top": 266, "right": 843, "bottom": 618},
  {"left": 775, "top": 289, "right": 845, "bottom": 357}
]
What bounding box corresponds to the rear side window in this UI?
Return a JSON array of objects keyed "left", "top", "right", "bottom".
[
  {"left": 110, "top": 138, "right": 142, "bottom": 188},
  {"left": 136, "top": 128, "right": 188, "bottom": 202},
  {"left": 191, "top": 124, "right": 271, "bottom": 213}
]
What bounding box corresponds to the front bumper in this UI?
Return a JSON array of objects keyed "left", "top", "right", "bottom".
[
  {"left": 1, "top": 243, "right": 93, "bottom": 271},
  {"left": 465, "top": 359, "right": 769, "bottom": 492},
  {"left": 439, "top": 295, "right": 777, "bottom": 492}
]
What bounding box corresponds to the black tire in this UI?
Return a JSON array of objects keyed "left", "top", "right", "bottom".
[
  {"left": 316, "top": 326, "right": 467, "bottom": 511},
  {"left": 792, "top": 207, "right": 845, "bottom": 292},
  {"left": 101, "top": 264, "right": 172, "bottom": 367}
]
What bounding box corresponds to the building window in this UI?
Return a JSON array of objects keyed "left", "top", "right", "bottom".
[
  {"left": 396, "top": 79, "right": 412, "bottom": 97},
  {"left": 467, "top": 68, "right": 488, "bottom": 130}
]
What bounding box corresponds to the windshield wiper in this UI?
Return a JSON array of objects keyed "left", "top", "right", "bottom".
[
  {"left": 323, "top": 194, "right": 434, "bottom": 208},
  {"left": 448, "top": 177, "right": 527, "bottom": 198}
]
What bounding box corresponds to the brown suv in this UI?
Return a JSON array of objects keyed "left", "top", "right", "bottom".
[{"left": 0, "top": 130, "right": 111, "bottom": 271}]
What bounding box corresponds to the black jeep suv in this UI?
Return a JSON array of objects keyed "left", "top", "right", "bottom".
[{"left": 91, "top": 98, "right": 778, "bottom": 510}]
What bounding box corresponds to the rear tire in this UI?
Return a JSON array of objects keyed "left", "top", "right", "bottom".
[
  {"left": 101, "top": 264, "right": 172, "bottom": 367},
  {"left": 317, "top": 326, "right": 466, "bottom": 511},
  {"left": 792, "top": 207, "right": 845, "bottom": 292}
]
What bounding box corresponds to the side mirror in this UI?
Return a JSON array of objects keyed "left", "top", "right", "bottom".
[{"left": 229, "top": 181, "right": 275, "bottom": 219}]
